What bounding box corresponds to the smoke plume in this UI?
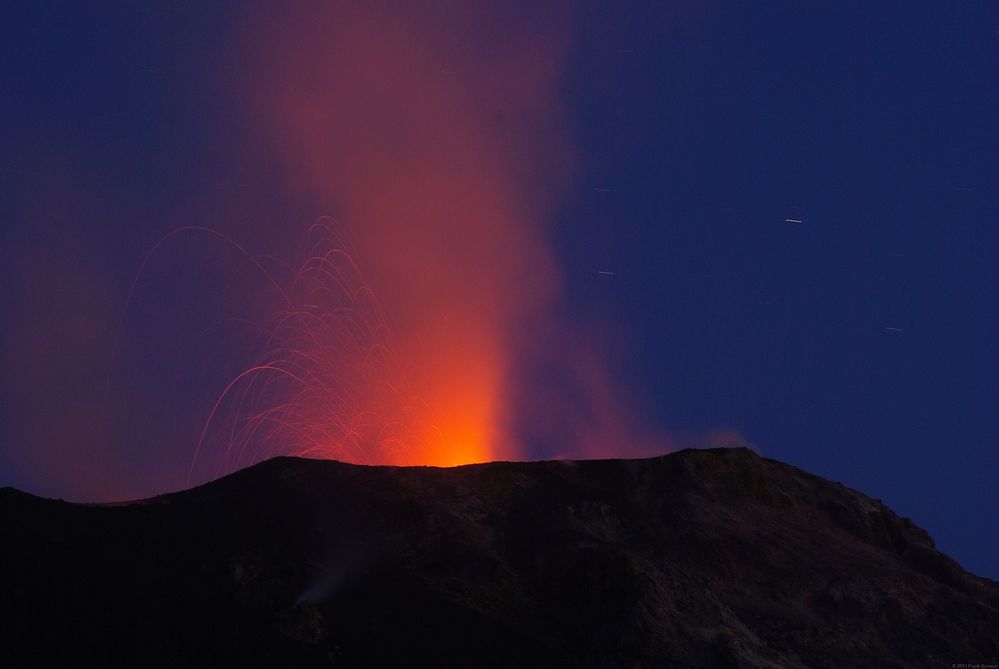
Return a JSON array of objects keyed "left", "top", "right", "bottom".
[{"left": 231, "top": 2, "right": 577, "bottom": 465}]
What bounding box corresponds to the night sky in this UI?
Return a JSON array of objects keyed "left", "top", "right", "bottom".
[{"left": 2, "top": 2, "right": 997, "bottom": 578}]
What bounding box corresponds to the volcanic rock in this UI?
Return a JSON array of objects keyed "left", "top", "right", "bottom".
[{"left": 1, "top": 448, "right": 997, "bottom": 667}]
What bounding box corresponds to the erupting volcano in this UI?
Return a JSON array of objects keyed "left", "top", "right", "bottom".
[
  {"left": 31, "top": 1, "right": 657, "bottom": 494},
  {"left": 4, "top": 2, "right": 998, "bottom": 665},
  {"left": 146, "top": 2, "right": 654, "bottom": 484}
]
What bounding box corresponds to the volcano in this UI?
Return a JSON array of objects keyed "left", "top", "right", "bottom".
[{"left": 1, "top": 447, "right": 996, "bottom": 667}]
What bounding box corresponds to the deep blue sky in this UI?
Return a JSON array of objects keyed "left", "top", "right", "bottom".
[{"left": 2, "top": 2, "right": 997, "bottom": 577}]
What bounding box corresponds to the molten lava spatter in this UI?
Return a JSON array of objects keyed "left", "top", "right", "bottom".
[{"left": 193, "top": 222, "right": 496, "bottom": 479}]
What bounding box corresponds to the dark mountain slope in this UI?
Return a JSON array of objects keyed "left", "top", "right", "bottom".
[{"left": 1, "top": 447, "right": 996, "bottom": 667}]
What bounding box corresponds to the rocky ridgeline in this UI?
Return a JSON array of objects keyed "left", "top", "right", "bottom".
[{"left": 2, "top": 448, "right": 997, "bottom": 667}]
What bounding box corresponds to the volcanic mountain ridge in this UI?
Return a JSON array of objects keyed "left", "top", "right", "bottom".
[{"left": 1, "top": 447, "right": 997, "bottom": 667}]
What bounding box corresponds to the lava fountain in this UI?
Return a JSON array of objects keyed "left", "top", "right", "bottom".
[
  {"left": 215, "top": 3, "right": 576, "bottom": 471},
  {"left": 192, "top": 220, "right": 491, "bottom": 480},
  {"left": 4, "top": 3, "right": 673, "bottom": 503}
]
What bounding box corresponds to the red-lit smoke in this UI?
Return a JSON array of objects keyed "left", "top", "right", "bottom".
[
  {"left": 3, "top": 3, "right": 694, "bottom": 500},
  {"left": 225, "top": 3, "right": 576, "bottom": 467}
]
